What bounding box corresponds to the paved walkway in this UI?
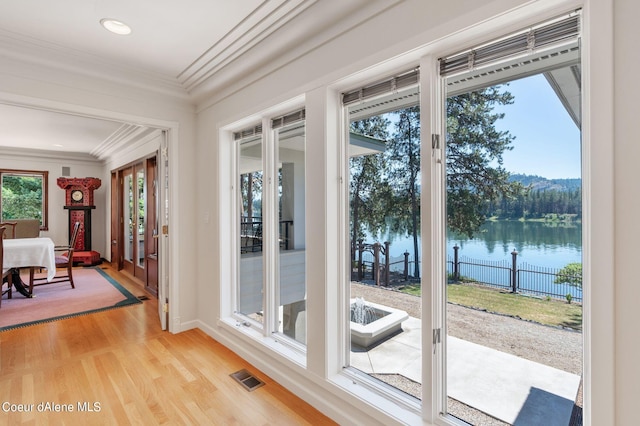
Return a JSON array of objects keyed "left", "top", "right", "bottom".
[{"left": 350, "top": 317, "right": 580, "bottom": 425}]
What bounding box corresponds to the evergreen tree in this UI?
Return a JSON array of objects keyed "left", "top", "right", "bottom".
[
  {"left": 446, "top": 86, "right": 525, "bottom": 237},
  {"left": 349, "top": 116, "right": 392, "bottom": 260},
  {"left": 386, "top": 106, "right": 421, "bottom": 277}
]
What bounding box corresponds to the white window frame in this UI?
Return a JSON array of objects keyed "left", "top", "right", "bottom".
[
  {"left": 223, "top": 99, "right": 309, "bottom": 365},
  {"left": 337, "top": 71, "right": 425, "bottom": 417},
  {"left": 331, "top": 4, "right": 608, "bottom": 424},
  {"left": 429, "top": 9, "right": 593, "bottom": 426}
]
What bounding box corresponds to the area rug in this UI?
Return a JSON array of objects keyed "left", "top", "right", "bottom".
[{"left": 0, "top": 267, "right": 142, "bottom": 332}]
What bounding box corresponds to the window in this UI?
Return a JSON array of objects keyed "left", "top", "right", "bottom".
[
  {"left": 235, "top": 109, "right": 307, "bottom": 349},
  {"left": 0, "top": 169, "right": 48, "bottom": 229},
  {"left": 337, "top": 12, "right": 584, "bottom": 423},
  {"left": 342, "top": 70, "right": 422, "bottom": 401},
  {"left": 438, "top": 12, "right": 583, "bottom": 424}
]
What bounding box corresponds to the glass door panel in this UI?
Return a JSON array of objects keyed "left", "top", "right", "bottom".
[
  {"left": 123, "top": 168, "right": 134, "bottom": 271},
  {"left": 136, "top": 166, "right": 145, "bottom": 268}
]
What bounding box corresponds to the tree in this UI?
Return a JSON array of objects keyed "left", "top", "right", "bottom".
[
  {"left": 555, "top": 262, "right": 582, "bottom": 287},
  {"left": 1, "top": 175, "right": 43, "bottom": 221},
  {"left": 349, "top": 116, "right": 392, "bottom": 260},
  {"left": 446, "top": 86, "right": 525, "bottom": 237},
  {"left": 386, "top": 106, "right": 421, "bottom": 277}
]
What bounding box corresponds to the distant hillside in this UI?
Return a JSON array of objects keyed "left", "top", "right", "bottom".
[{"left": 509, "top": 173, "right": 581, "bottom": 192}]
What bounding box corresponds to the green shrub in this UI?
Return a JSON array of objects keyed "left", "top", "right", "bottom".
[{"left": 555, "top": 262, "right": 582, "bottom": 288}]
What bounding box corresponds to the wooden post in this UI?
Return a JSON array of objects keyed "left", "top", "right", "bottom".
[
  {"left": 373, "top": 243, "right": 380, "bottom": 286},
  {"left": 384, "top": 242, "right": 390, "bottom": 286},
  {"left": 358, "top": 239, "right": 364, "bottom": 280}
]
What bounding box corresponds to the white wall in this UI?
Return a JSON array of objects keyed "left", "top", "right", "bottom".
[{"left": 195, "top": 0, "right": 627, "bottom": 424}]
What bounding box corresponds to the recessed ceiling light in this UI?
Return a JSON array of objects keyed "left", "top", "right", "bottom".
[{"left": 100, "top": 18, "right": 132, "bottom": 35}]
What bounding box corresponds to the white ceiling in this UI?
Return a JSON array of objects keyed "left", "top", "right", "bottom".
[
  {"left": 0, "top": 0, "right": 267, "bottom": 79},
  {"left": 0, "top": 0, "right": 387, "bottom": 158},
  {"left": 0, "top": 104, "right": 124, "bottom": 155}
]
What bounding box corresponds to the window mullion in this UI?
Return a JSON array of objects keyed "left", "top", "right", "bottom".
[{"left": 262, "top": 118, "right": 279, "bottom": 336}]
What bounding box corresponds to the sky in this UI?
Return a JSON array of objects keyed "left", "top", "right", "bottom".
[{"left": 492, "top": 73, "right": 582, "bottom": 179}]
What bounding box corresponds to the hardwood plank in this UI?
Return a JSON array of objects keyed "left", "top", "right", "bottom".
[{"left": 0, "top": 264, "right": 336, "bottom": 425}]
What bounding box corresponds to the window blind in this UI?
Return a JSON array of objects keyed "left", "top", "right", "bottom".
[
  {"left": 439, "top": 13, "right": 580, "bottom": 77},
  {"left": 233, "top": 124, "right": 262, "bottom": 141},
  {"left": 271, "top": 108, "right": 306, "bottom": 129},
  {"left": 342, "top": 68, "right": 419, "bottom": 106}
]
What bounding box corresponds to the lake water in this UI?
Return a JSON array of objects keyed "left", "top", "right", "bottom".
[
  {"left": 372, "top": 220, "right": 582, "bottom": 269},
  {"left": 366, "top": 220, "right": 583, "bottom": 300}
]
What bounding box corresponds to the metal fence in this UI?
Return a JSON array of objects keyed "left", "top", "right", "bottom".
[
  {"left": 353, "top": 241, "right": 582, "bottom": 302},
  {"left": 447, "top": 246, "right": 582, "bottom": 302},
  {"left": 352, "top": 240, "right": 421, "bottom": 285}
]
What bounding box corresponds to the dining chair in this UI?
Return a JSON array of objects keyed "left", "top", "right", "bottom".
[
  {"left": 14, "top": 219, "right": 41, "bottom": 238},
  {"left": 1, "top": 226, "right": 14, "bottom": 307},
  {"left": 32, "top": 221, "right": 80, "bottom": 291},
  {"left": 0, "top": 222, "right": 17, "bottom": 239}
]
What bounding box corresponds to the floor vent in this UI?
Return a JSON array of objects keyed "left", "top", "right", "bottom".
[
  {"left": 230, "top": 369, "right": 265, "bottom": 392},
  {"left": 137, "top": 295, "right": 149, "bottom": 301}
]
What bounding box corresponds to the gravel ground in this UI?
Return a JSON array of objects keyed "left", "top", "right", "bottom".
[{"left": 351, "top": 282, "right": 583, "bottom": 425}]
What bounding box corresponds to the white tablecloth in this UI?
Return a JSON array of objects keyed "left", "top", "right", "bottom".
[{"left": 3, "top": 237, "right": 56, "bottom": 281}]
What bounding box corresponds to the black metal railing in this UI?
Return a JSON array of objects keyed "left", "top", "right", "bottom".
[
  {"left": 240, "top": 218, "right": 294, "bottom": 253},
  {"left": 353, "top": 241, "right": 582, "bottom": 301},
  {"left": 448, "top": 245, "right": 582, "bottom": 302}
]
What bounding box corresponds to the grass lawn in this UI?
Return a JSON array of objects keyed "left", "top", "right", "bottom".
[{"left": 398, "top": 282, "right": 582, "bottom": 331}]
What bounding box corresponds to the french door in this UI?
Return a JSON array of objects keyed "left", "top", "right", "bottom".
[
  {"left": 113, "top": 156, "right": 159, "bottom": 292},
  {"left": 122, "top": 163, "right": 145, "bottom": 278}
]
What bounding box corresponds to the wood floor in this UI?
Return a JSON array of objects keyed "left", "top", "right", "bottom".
[{"left": 0, "top": 264, "right": 336, "bottom": 425}]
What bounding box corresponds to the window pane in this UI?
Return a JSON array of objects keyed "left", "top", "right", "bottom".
[
  {"left": 347, "top": 86, "right": 422, "bottom": 400},
  {"left": 238, "top": 136, "right": 265, "bottom": 323},
  {"left": 1, "top": 173, "right": 45, "bottom": 225},
  {"left": 276, "top": 122, "right": 306, "bottom": 344},
  {"left": 444, "top": 72, "right": 583, "bottom": 424}
]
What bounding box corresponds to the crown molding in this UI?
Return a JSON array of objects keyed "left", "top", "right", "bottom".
[
  {"left": 192, "top": 0, "right": 403, "bottom": 108},
  {"left": 0, "top": 146, "right": 102, "bottom": 163},
  {"left": 91, "top": 125, "right": 160, "bottom": 160},
  {"left": 178, "top": 0, "right": 317, "bottom": 92}
]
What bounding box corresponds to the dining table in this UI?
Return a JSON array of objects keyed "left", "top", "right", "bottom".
[{"left": 3, "top": 237, "right": 56, "bottom": 297}]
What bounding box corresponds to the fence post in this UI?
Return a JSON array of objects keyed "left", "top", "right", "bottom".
[
  {"left": 511, "top": 249, "right": 518, "bottom": 293},
  {"left": 403, "top": 252, "right": 409, "bottom": 280},
  {"left": 453, "top": 245, "right": 460, "bottom": 282},
  {"left": 373, "top": 243, "right": 380, "bottom": 286},
  {"left": 384, "top": 241, "right": 390, "bottom": 286},
  {"left": 358, "top": 239, "right": 364, "bottom": 280}
]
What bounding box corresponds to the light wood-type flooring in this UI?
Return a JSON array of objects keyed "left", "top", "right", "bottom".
[{"left": 0, "top": 264, "right": 336, "bottom": 425}]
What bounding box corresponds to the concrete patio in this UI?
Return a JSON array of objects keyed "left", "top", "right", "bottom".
[{"left": 350, "top": 317, "right": 581, "bottom": 425}]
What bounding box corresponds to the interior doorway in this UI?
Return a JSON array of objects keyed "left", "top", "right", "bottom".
[{"left": 111, "top": 154, "right": 159, "bottom": 296}]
